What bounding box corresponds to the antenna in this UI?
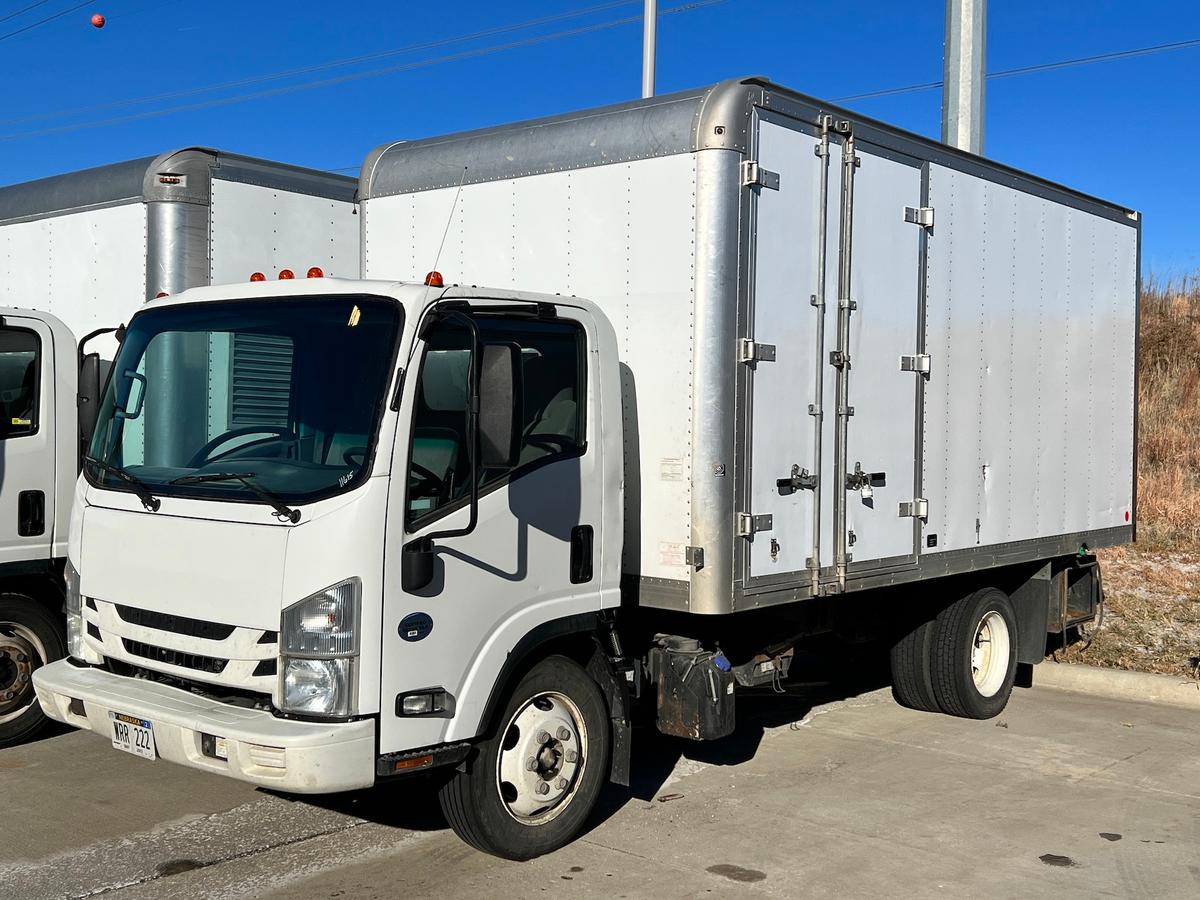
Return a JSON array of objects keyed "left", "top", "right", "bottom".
[{"left": 427, "top": 165, "right": 469, "bottom": 285}]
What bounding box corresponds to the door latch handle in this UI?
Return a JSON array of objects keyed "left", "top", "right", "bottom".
[
  {"left": 845, "top": 462, "right": 885, "bottom": 498},
  {"left": 777, "top": 464, "right": 817, "bottom": 496}
]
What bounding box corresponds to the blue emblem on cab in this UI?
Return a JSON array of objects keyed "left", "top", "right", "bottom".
[{"left": 399, "top": 612, "right": 433, "bottom": 642}]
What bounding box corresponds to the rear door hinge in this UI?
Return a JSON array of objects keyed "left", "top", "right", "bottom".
[
  {"left": 898, "top": 498, "right": 929, "bottom": 519},
  {"left": 900, "top": 353, "right": 931, "bottom": 375},
  {"left": 741, "top": 160, "right": 781, "bottom": 191},
  {"left": 739, "top": 338, "right": 776, "bottom": 364},
  {"left": 904, "top": 206, "right": 935, "bottom": 227},
  {"left": 684, "top": 546, "right": 705, "bottom": 570},
  {"left": 737, "top": 512, "right": 773, "bottom": 537}
]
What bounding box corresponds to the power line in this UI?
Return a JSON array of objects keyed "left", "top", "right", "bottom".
[
  {"left": 0, "top": 1, "right": 52, "bottom": 27},
  {"left": 0, "top": 0, "right": 92, "bottom": 42},
  {"left": 0, "top": 0, "right": 644, "bottom": 127},
  {"left": 0, "top": 0, "right": 723, "bottom": 142},
  {"left": 836, "top": 35, "right": 1200, "bottom": 102}
]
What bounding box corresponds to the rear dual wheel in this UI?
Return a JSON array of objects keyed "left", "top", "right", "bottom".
[{"left": 891, "top": 587, "right": 1017, "bottom": 720}]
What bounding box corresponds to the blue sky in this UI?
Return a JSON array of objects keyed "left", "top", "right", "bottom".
[{"left": 1, "top": 0, "right": 1196, "bottom": 275}]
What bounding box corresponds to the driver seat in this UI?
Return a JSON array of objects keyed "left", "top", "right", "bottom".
[
  {"left": 519, "top": 387, "right": 576, "bottom": 465},
  {"left": 411, "top": 427, "right": 460, "bottom": 489}
]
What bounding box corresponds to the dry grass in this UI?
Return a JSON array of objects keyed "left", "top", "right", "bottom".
[
  {"left": 1084, "top": 277, "right": 1200, "bottom": 676},
  {"left": 1133, "top": 275, "right": 1200, "bottom": 545}
]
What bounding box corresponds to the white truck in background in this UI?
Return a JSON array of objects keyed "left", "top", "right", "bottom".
[
  {"left": 35, "top": 79, "right": 1136, "bottom": 858},
  {"left": 0, "top": 149, "right": 358, "bottom": 745}
]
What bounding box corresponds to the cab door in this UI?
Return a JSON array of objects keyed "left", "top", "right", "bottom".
[
  {"left": 378, "top": 302, "right": 605, "bottom": 753},
  {"left": 0, "top": 315, "right": 56, "bottom": 566}
]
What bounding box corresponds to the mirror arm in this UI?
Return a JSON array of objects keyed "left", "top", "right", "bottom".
[{"left": 421, "top": 307, "right": 481, "bottom": 544}]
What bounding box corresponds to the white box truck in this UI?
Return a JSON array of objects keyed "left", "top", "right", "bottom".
[
  {"left": 0, "top": 149, "right": 358, "bottom": 745},
  {"left": 34, "top": 79, "right": 1136, "bottom": 858}
]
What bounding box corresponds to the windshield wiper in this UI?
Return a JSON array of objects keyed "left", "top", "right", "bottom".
[
  {"left": 83, "top": 456, "right": 161, "bottom": 512},
  {"left": 169, "top": 472, "right": 301, "bottom": 523}
]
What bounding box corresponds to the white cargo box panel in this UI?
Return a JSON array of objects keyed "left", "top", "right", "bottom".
[
  {"left": 0, "top": 148, "right": 358, "bottom": 341},
  {"left": 363, "top": 154, "right": 701, "bottom": 592},
  {"left": 360, "top": 77, "right": 1138, "bottom": 615}
]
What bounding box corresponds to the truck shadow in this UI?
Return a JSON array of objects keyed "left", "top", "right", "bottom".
[
  {"left": 589, "top": 657, "right": 891, "bottom": 830},
  {"left": 289, "top": 652, "right": 892, "bottom": 840}
]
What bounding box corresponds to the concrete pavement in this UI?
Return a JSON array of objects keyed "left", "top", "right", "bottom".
[{"left": 2, "top": 676, "right": 1198, "bottom": 899}]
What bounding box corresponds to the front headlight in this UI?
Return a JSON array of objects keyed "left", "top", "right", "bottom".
[
  {"left": 64, "top": 560, "right": 83, "bottom": 659},
  {"left": 282, "top": 658, "right": 355, "bottom": 716},
  {"left": 279, "top": 578, "right": 360, "bottom": 717}
]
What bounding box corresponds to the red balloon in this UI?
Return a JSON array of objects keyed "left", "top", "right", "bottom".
[{"left": 91, "top": 13, "right": 105, "bottom": 28}]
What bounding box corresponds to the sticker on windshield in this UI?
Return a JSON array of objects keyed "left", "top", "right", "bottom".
[{"left": 347, "top": 305, "right": 361, "bottom": 327}]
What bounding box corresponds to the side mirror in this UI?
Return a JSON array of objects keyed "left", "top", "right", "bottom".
[
  {"left": 477, "top": 342, "right": 522, "bottom": 468},
  {"left": 402, "top": 536, "right": 435, "bottom": 592},
  {"left": 78, "top": 352, "right": 103, "bottom": 456}
]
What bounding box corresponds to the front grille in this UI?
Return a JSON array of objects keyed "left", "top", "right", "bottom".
[
  {"left": 115, "top": 605, "right": 235, "bottom": 641},
  {"left": 122, "top": 638, "right": 228, "bottom": 675},
  {"left": 252, "top": 658, "right": 277, "bottom": 677}
]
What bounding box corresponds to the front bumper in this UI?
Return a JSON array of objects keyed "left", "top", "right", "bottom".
[{"left": 33, "top": 660, "right": 375, "bottom": 793}]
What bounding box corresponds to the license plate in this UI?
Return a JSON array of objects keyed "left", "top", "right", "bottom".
[{"left": 108, "top": 711, "right": 156, "bottom": 760}]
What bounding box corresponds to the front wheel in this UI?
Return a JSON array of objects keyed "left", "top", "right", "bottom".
[
  {"left": 438, "top": 655, "right": 610, "bottom": 860},
  {"left": 0, "top": 594, "right": 66, "bottom": 747}
]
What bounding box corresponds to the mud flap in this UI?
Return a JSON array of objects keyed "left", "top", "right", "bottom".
[{"left": 587, "top": 644, "right": 632, "bottom": 787}]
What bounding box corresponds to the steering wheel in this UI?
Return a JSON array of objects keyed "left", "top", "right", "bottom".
[
  {"left": 343, "top": 446, "right": 368, "bottom": 467},
  {"left": 409, "top": 461, "right": 443, "bottom": 490},
  {"left": 187, "top": 425, "right": 298, "bottom": 468}
]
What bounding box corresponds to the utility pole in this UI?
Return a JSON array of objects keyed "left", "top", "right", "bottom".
[
  {"left": 941, "top": 0, "right": 986, "bottom": 154},
  {"left": 642, "top": 0, "right": 657, "bottom": 98}
]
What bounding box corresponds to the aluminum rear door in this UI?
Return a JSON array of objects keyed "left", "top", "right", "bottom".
[
  {"left": 832, "top": 143, "right": 924, "bottom": 573},
  {"left": 744, "top": 113, "right": 835, "bottom": 585}
]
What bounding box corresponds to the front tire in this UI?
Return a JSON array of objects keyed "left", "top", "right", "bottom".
[
  {"left": 930, "top": 587, "right": 1017, "bottom": 719},
  {"left": 0, "top": 594, "right": 65, "bottom": 747},
  {"left": 438, "top": 654, "right": 610, "bottom": 860}
]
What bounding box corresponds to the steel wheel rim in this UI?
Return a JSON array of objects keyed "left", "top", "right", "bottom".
[
  {"left": 971, "top": 610, "right": 1011, "bottom": 698},
  {"left": 496, "top": 690, "right": 588, "bottom": 826},
  {"left": 0, "top": 621, "right": 47, "bottom": 724}
]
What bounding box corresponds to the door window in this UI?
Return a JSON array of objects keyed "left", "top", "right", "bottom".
[
  {"left": 406, "top": 313, "right": 586, "bottom": 528},
  {"left": 0, "top": 328, "right": 39, "bottom": 439}
]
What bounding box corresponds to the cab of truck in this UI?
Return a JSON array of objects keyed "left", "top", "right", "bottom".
[
  {"left": 0, "top": 308, "right": 111, "bottom": 745},
  {"left": 33, "top": 275, "right": 625, "bottom": 859}
]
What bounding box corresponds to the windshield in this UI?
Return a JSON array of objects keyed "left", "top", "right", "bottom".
[{"left": 87, "top": 295, "right": 402, "bottom": 506}]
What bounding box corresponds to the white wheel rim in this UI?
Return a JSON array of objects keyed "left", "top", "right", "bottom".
[
  {"left": 496, "top": 691, "right": 588, "bottom": 826},
  {"left": 0, "top": 621, "right": 48, "bottom": 725},
  {"left": 971, "top": 610, "right": 1011, "bottom": 698}
]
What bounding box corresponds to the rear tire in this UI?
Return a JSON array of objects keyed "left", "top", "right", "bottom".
[
  {"left": 930, "top": 588, "right": 1017, "bottom": 719},
  {"left": 438, "top": 654, "right": 610, "bottom": 860},
  {"left": 889, "top": 616, "right": 940, "bottom": 713},
  {"left": 0, "top": 594, "right": 65, "bottom": 747}
]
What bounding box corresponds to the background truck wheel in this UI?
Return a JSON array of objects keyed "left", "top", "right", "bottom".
[
  {"left": 930, "top": 587, "right": 1017, "bottom": 719},
  {"left": 438, "top": 654, "right": 610, "bottom": 860},
  {"left": 0, "top": 594, "right": 65, "bottom": 747},
  {"left": 889, "top": 617, "right": 940, "bottom": 713}
]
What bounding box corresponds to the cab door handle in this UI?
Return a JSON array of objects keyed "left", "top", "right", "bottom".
[
  {"left": 18, "top": 490, "right": 44, "bottom": 536},
  {"left": 570, "top": 525, "right": 593, "bottom": 584}
]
